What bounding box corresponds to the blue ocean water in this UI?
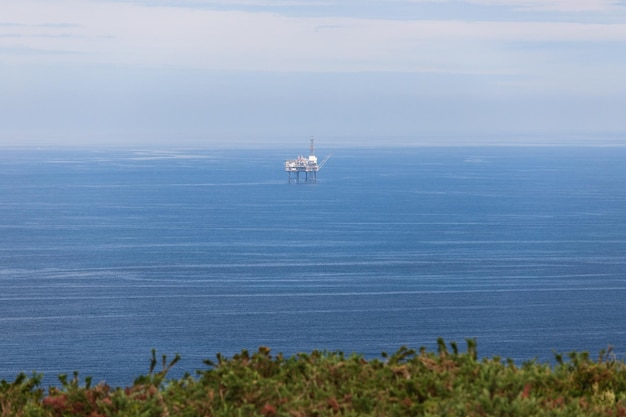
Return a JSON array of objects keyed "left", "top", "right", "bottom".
[{"left": 1, "top": 146, "right": 626, "bottom": 387}]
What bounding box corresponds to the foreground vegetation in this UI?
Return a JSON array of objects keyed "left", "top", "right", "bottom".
[{"left": 2, "top": 339, "right": 626, "bottom": 416}]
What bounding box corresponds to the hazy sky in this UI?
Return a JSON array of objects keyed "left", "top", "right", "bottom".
[{"left": 2, "top": 0, "right": 626, "bottom": 146}]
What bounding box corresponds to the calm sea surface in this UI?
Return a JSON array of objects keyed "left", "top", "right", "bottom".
[{"left": 1, "top": 146, "right": 626, "bottom": 386}]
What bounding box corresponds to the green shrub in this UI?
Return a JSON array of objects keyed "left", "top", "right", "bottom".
[{"left": 2, "top": 340, "right": 626, "bottom": 416}]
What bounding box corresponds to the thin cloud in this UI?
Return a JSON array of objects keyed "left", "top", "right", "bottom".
[
  {"left": 314, "top": 24, "right": 345, "bottom": 32},
  {"left": 0, "top": 45, "right": 85, "bottom": 56},
  {"left": 0, "top": 22, "right": 83, "bottom": 28},
  {"left": 36, "top": 23, "right": 83, "bottom": 28},
  {"left": 3, "top": 0, "right": 626, "bottom": 75},
  {"left": 468, "top": 0, "right": 622, "bottom": 12},
  {"left": 400, "top": 0, "right": 623, "bottom": 12},
  {"left": 0, "top": 22, "right": 29, "bottom": 27},
  {"left": 100, "top": 0, "right": 331, "bottom": 7}
]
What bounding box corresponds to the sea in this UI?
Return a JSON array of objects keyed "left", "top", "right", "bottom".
[{"left": 1, "top": 145, "right": 626, "bottom": 387}]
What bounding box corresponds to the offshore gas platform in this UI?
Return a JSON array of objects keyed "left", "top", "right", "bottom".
[{"left": 284, "top": 137, "right": 331, "bottom": 183}]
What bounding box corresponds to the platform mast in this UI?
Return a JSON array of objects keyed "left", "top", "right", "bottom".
[{"left": 309, "top": 137, "right": 316, "bottom": 183}]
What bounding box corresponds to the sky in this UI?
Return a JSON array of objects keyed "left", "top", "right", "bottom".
[{"left": 2, "top": 0, "right": 626, "bottom": 147}]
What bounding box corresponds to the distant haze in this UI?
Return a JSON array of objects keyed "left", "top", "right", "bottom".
[{"left": 2, "top": 0, "right": 626, "bottom": 147}]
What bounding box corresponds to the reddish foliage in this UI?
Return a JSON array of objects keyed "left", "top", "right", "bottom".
[
  {"left": 327, "top": 396, "right": 340, "bottom": 411},
  {"left": 261, "top": 402, "right": 277, "bottom": 416},
  {"left": 42, "top": 394, "right": 68, "bottom": 411}
]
